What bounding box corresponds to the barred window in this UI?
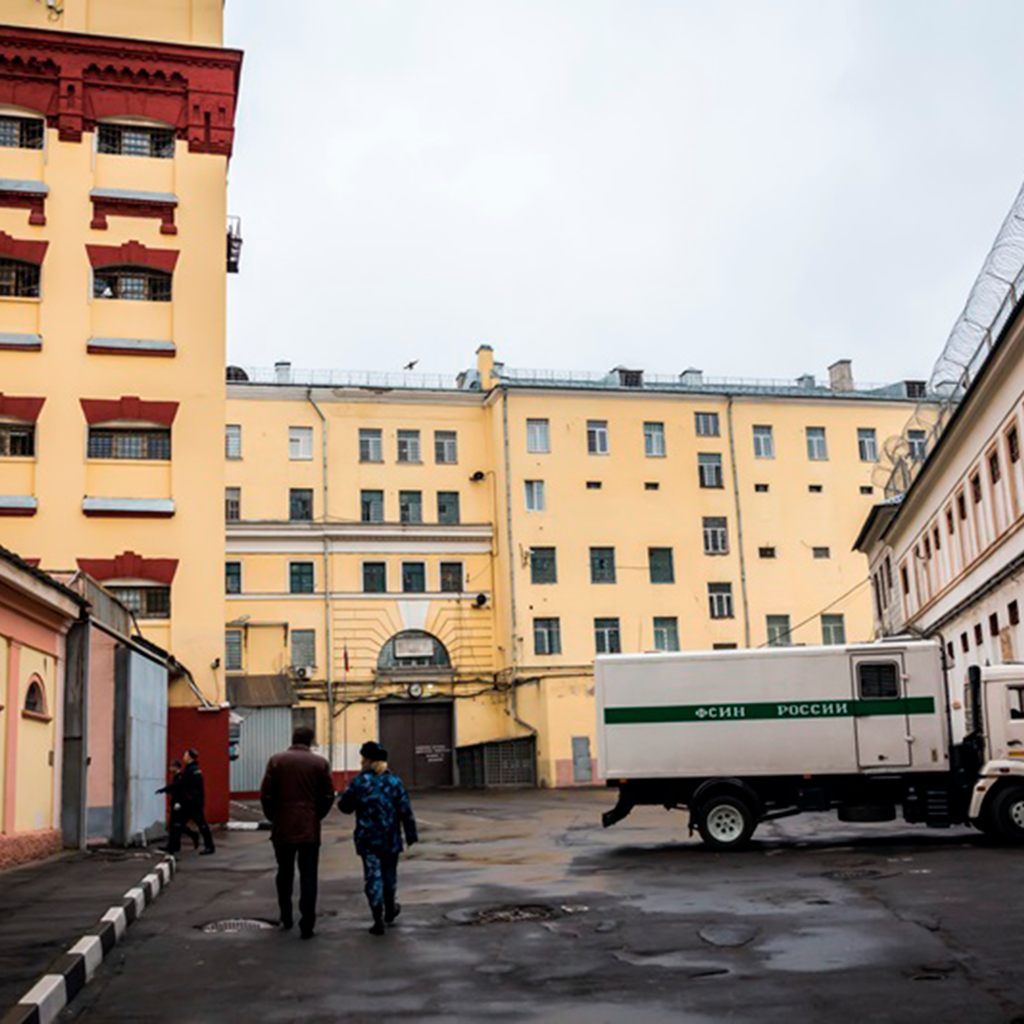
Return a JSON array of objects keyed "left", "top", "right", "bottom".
[
  {"left": 0, "top": 115, "right": 43, "bottom": 150},
  {"left": 0, "top": 424, "right": 34, "bottom": 457},
  {"left": 359, "top": 428, "right": 383, "bottom": 463},
  {"left": 292, "top": 629, "right": 316, "bottom": 669},
  {"left": 108, "top": 585, "right": 171, "bottom": 620},
  {"left": 648, "top": 547, "right": 674, "bottom": 583},
  {"left": 225, "top": 487, "right": 241, "bottom": 522},
  {"left": 93, "top": 266, "right": 171, "bottom": 302},
  {"left": 434, "top": 430, "right": 458, "bottom": 464},
  {"left": 590, "top": 547, "right": 616, "bottom": 584},
  {"left": 530, "top": 547, "right": 557, "bottom": 584},
  {"left": 363, "top": 562, "right": 387, "bottom": 593},
  {"left": 98, "top": 122, "right": 175, "bottom": 159},
  {"left": 0, "top": 259, "right": 40, "bottom": 298},
  {"left": 225, "top": 629, "right": 243, "bottom": 672},
  {"left": 87, "top": 428, "right": 170, "bottom": 460},
  {"left": 534, "top": 617, "right": 562, "bottom": 655},
  {"left": 857, "top": 662, "right": 899, "bottom": 700},
  {"left": 289, "top": 562, "right": 315, "bottom": 594},
  {"left": 289, "top": 488, "right": 313, "bottom": 521},
  {"left": 225, "top": 424, "right": 242, "bottom": 459},
  {"left": 402, "top": 562, "right": 426, "bottom": 593}
]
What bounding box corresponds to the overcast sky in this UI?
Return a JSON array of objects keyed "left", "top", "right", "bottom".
[{"left": 223, "top": 1, "right": 1024, "bottom": 385}]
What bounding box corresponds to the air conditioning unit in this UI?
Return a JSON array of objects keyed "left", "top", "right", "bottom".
[{"left": 294, "top": 666, "right": 313, "bottom": 681}]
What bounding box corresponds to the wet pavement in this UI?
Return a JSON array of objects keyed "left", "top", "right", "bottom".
[{"left": 54, "top": 789, "right": 1024, "bottom": 1022}]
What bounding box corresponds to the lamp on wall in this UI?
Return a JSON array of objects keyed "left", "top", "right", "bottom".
[{"left": 470, "top": 471, "right": 486, "bottom": 482}]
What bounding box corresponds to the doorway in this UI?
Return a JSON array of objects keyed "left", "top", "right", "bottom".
[{"left": 379, "top": 701, "right": 454, "bottom": 789}]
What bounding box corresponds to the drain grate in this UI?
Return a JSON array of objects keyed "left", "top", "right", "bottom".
[
  {"left": 201, "top": 918, "right": 276, "bottom": 934},
  {"left": 475, "top": 905, "right": 558, "bottom": 925}
]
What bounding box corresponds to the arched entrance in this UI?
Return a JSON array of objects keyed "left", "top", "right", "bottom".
[{"left": 376, "top": 631, "right": 454, "bottom": 789}]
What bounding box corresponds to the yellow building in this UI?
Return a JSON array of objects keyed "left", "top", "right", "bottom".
[
  {"left": 225, "top": 349, "right": 938, "bottom": 788},
  {"left": 0, "top": 0, "right": 241, "bottom": 710}
]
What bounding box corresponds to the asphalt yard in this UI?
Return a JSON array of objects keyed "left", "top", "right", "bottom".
[{"left": 57, "top": 789, "right": 1024, "bottom": 1023}]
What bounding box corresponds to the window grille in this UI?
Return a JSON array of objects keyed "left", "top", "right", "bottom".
[
  {"left": 702, "top": 518, "right": 728, "bottom": 555},
  {"left": 289, "top": 426, "right": 313, "bottom": 460},
  {"left": 87, "top": 428, "right": 170, "bottom": 460},
  {"left": 594, "top": 617, "right": 621, "bottom": 654},
  {"left": 437, "top": 491, "right": 460, "bottom": 524},
  {"left": 524, "top": 480, "right": 545, "bottom": 512},
  {"left": 225, "top": 487, "right": 240, "bottom": 521},
  {"left": 530, "top": 547, "right": 557, "bottom": 584},
  {"left": 98, "top": 123, "right": 175, "bottom": 159},
  {"left": 857, "top": 662, "right": 899, "bottom": 699},
  {"left": 225, "top": 629, "right": 243, "bottom": 671},
  {"left": 363, "top": 562, "right": 387, "bottom": 593},
  {"left": 694, "top": 412, "right": 720, "bottom": 437},
  {"left": 108, "top": 585, "right": 171, "bottom": 619},
  {"left": 534, "top": 618, "right": 562, "bottom": 655},
  {"left": 289, "top": 488, "right": 313, "bottom": 521},
  {"left": 590, "top": 547, "right": 616, "bottom": 584},
  {"left": 806, "top": 427, "right": 828, "bottom": 461},
  {"left": 0, "top": 115, "right": 43, "bottom": 150},
  {"left": 0, "top": 424, "right": 34, "bottom": 457},
  {"left": 289, "top": 562, "right": 315, "bottom": 594},
  {"left": 434, "top": 430, "right": 458, "bottom": 464},
  {"left": 766, "top": 614, "right": 791, "bottom": 646},
  {"left": 225, "top": 424, "right": 242, "bottom": 459},
  {"left": 527, "top": 418, "right": 550, "bottom": 453},
  {"left": 648, "top": 547, "right": 674, "bottom": 583},
  {"left": 93, "top": 266, "right": 171, "bottom": 302},
  {"left": 439, "top": 562, "right": 463, "bottom": 593},
  {"left": 644, "top": 421, "right": 666, "bottom": 456},
  {"left": 698, "top": 453, "right": 723, "bottom": 488},
  {"left": 0, "top": 259, "right": 40, "bottom": 298},
  {"left": 822, "top": 614, "right": 846, "bottom": 645},
  {"left": 399, "top": 490, "right": 423, "bottom": 523},
  {"left": 708, "top": 583, "right": 733, "bottom": 619},
  {"left": 402, "top": 562, "right": 426, "bottom": 593},
  {"left": 857, "top": 428, "right": 878, "bottom": 462},
  {"left": 225, "top": 561, "right": 241, "bottom": 594},
  {"left": 753, "top": 425, "right": 774, "bottom": 459},
  {"left": 359, "top": 428, "right": 383, "bottom": 463},
  {"left": 653, "top": 617, "right": 679, "bottom": 652},
  {"left": 587, "top": 420, "right": 609, "bottom": 455},
  {"left": 292, "top": 629, "right": 316, "bottom": 669},
  {"left": 361, "top": 490, "right": 384, "bottom": 523},
  {"left": 397, "top": 429, "right": 421, "bottom": 463}
]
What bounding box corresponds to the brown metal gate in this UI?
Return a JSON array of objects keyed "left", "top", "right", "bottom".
[{"left": 379, "top": 702, "right": 454, "bottom": 789}]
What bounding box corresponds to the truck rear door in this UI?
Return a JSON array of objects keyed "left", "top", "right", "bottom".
[{"left": 851, "top": 654, "right": 912, "bottom": 768}]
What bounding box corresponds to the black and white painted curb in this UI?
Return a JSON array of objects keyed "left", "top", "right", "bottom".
[{"left": 0, "top": 856, "right": 177, "bottom": 1024}]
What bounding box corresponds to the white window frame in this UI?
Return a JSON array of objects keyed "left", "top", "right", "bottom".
[
  {"left": 434, "top": 430, "right": 458, "bottom": 464},
  {"left": 806, "top": 427, "right": 828, "bottom": 461},
  {"left": 359, "top": 428, "right": 383, "bottom": 463},
  {"left": 225, "top": 487, "right": 241, "bottom": 522},
  {"left": 525, "top": 479, "right": 546, "bottom": 512},
  {"left": 534, "top": 617, "right": 561, "bottom": 655},
  {"left": 857, "top": 428, "right": 878, "bottom": 463},
  {"left": 289, "top": 426, "right": 313, "bottom": 461},
  {"left": 225, "top": 629, "right": 243, "bottom": 672},
  {"left": 527, "top": 418, "right": 550, "bottom": 454},
  {"left": 291, "top": 629, "right": 316, "bottom": 669},
  {"left": 708, "top": 583, "right": 733, "bottom": 619},
  {"left": 822, "top": 614, "right": 846, "bottom": 645},
  {"left": 766, "top": 614, "right": 792, "bottom": 646},
  {"left": 587, "top": 420, "right": 609, "bottom": 455},
  {"left": 703, "top": 517, "right": 728, "bottom": 554},
  {"left": 698, "top": 453, "right": 723, "bottom": 488},
  {"left": 644, "top": 421, "right": 666, "bottom": 457},
  {"left": 694, "top": 412, "right": 720, "bottom": 437},
  {"left": 653, "top": 616, "right": 680, "bottom": 652},
  {"left": 753, "top": 425, "right": 774, "bottom": 459},
  {"left": 225, "top": 424, "right": 242, "bottom": 459},
  {"left": 397, "top": 429, "right": 421, "bottom": 463},
  {"left": 908, "top": 429, "right": 928, "bottom": 462}
]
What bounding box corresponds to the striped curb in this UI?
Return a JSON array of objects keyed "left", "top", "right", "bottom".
[{"left": 0, "top": 856, "right": 177, "bottom": 1024}]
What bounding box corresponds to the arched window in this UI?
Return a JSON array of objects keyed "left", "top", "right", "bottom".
[
  {"left": 98, "top": 122, "right": 175, "bottom": 159},
  {"left": 24, "top": 677, "right": 46, "bottom": 715},
  {"left": 0, "top": 258, "right": 40, "bottom": 298},
  {"left": 378, "top": 630, "right": 451, "bottom": 670},
  {"left": 0, "top": 113, "right": 43, "bottom": 150},
  {"left": 93, "top": 265, "right": 172, "bottom": 302}
]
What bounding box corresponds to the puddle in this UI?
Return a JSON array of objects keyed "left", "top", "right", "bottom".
[
  {"left": 615, "top": 949, "right": 729, "bottom": 975},
  {"left": 758, "top": 926, "right": 881, "bottom": 972}
]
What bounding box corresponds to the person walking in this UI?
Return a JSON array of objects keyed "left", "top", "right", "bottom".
[
  {"left": 260, "top": 725, "right": 335, "bottom": 939},
  {"left": 158, "top": 759, "right": 199, "bottom": 851},
  {"left": 167, "top": 749, "right": 215, "bottom": 856},
  {"left": 338, "top": 740, "right": 418, "bottom": 936}
]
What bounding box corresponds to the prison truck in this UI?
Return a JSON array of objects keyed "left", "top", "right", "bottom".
[{"left": 595, "top": 640, "right": 1024, "bottom": 849}]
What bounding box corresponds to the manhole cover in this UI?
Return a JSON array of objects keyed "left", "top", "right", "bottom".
[
  {"left": 201, "top": 918, "right": 275, "bottom": 934},
  {"left": 822, "top": 868, "right": 883, "bottom": 881},
  {"left": 475, "top": 905, "right": 557, "bottom": 925}
]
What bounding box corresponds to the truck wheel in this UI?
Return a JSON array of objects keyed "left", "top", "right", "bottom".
[
  {"left": 696, "top": 794, "right": 757, "bottom": 850},
  {"left": 990, "top": 785, "right": 1024, "bottom": 843}
]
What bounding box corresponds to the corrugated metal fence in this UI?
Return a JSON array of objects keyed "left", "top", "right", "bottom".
[{"left": 230, "top": 707, "right": 293, "bottom": 794}]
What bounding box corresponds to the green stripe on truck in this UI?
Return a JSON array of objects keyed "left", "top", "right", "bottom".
[{"left": 604, "top": 696, "right": 936, "bottom": 725}]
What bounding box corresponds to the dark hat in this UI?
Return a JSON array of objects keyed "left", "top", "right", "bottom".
[{"left": 360, "top": 741, "right": 388, "bottom": 761}]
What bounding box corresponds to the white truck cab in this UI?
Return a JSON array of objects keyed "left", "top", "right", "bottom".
[{"left": 596, "top": 642, "right": 1024, "bottom": 849}]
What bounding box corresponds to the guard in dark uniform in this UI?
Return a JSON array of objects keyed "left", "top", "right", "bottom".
[
  {"left": 158, "top": 759, "right": 199, "bottom": 850},
  {"left": 338, "top": 741, "right": 418, "bottom": 935},
  {"left": 168, "top": 749, "right": 215, "bottom": 855}
]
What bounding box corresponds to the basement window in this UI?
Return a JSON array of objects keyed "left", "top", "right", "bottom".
[{"left": 98, "top": 122, "right": 175, "bottom": 159}]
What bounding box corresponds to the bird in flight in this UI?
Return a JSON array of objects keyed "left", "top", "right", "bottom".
[{"left": 403, "top": 360, "right": 419, "bottom": 371}]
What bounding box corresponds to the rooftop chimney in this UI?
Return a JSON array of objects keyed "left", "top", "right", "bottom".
[
  {"left": 274, "top": 361, "right": 292, "bottom": 385},
  {"left": 476, "top": 345, "right": 496, "bottom": 390},
  {"left": 828, "top": 359, "right": 854, "bottom": 392},
  {"left": 796, "top": 373, "right": 816, "bottom": 389}
]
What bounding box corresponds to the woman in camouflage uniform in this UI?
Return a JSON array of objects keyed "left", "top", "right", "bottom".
[{"left": 338, "top": 741, "right": 418, "bottom": 935}]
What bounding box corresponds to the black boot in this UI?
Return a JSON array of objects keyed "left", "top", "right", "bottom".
[
  {"left": 369, "top": 905, "right": 386, "bottom": 936},
  {"left": 384, "top": 899, "right": 401, "bottom": 925}
]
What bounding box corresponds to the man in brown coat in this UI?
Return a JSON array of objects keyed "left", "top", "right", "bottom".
[{"left": 260, "top": 725, "right": 335, "bottom": 938}]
